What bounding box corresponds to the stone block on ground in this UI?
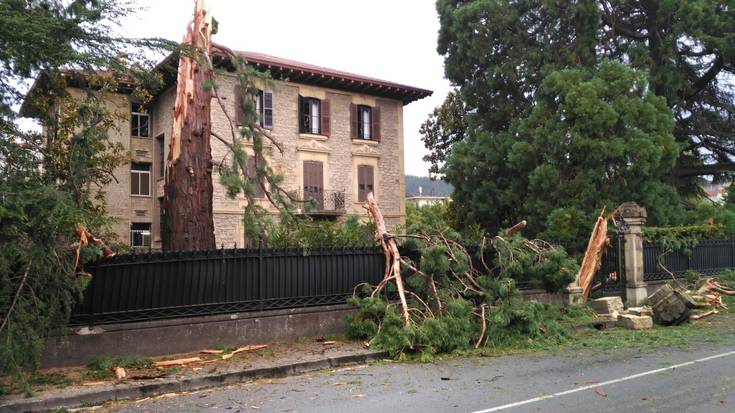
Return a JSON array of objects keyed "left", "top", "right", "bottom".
[
  {"left": 591, "top": 296, "right": 624, "bottom": 315},
  {"left": 626, "top": 306, "right": 653, "bottom": 317},
  {"left": 617, "top": 314, "right": 653, "bottom": 330}
]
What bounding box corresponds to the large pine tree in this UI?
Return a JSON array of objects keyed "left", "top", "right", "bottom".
[{"left": 429, "top": 0, "right": 735, "bottom": 249}]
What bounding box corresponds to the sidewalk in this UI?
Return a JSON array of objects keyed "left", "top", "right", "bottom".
[{"left": 0, "top": 339, "right": 388, "bottom": 413}]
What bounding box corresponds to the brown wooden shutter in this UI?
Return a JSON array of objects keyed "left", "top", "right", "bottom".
[
  {"left": 320, "top": 99, "right": 330, "bottom": 137},
  {"left": 350, "top": 103, "right": 358, "bottom": 139},
  {"left": 357, "top": 165, "right": 365, "bottom": 202},
  {"left": 298, "top": 95, "right": 304, "bottom": 132},
  {"left": 234, "top": 84, "right": 244, "bottom": 125},
  {"left": 372, "top": 106, "right": 381, "bottom": 142},
  {"left": 358, "top": 164, "right": 374, "bottom": 202},
  {"left": 365, "top": 165, "right": 374, "bottom": 197}
]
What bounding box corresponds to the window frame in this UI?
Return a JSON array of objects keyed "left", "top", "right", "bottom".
[
  {"left": 131, "top": 103, "right": 150, "bottom": 138},
  {"left": 357, "top": 105, "right": 372, "bottom": 140},
  {"left": 300, "top": 97, "right": 321, "bottom": 134},
  {"left": 130, "top": 222, "right": 151, "bottom": 247},
  {"left": 357, "top": 164, "right": 375, "bottom": 203},
  {"left": 130, "top": 162, "right": 152, "bottom": 197}
]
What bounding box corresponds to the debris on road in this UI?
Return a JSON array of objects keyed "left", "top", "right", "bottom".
[
  {"left": 153, "top": 357, "right": 202, "bottom": 367},
  {"left": 591, "top": 296, "right": 624, "bottom": 316},
  {"left": 221, "top": 344, "right": 268, "bottom": 360},
  {"left": 617, "top": 314, "right": 653, "bottom": 330}
]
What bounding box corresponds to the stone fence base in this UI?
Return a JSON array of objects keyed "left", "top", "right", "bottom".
[{"left": 44, "top": 304, "right": 353, "bottom": 368}]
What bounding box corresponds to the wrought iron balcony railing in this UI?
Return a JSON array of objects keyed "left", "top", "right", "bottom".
[{"left": 297, "top": 189, "right": 347, "bottom": 215}]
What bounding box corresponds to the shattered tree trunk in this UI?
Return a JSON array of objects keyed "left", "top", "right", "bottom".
[
  {"left": 163, "top": 0, "right": 216, "bottom": 251},
  {"left": 364, "top": 192, "right": 411, "bottom": 324}
]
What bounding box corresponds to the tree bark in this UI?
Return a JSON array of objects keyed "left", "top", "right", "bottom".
[
  {"left": 364, "top": 192, "right": 411, "bottom": 325},
  {"left": 162, "top": 0, "right": 216, "bottom": 251}
]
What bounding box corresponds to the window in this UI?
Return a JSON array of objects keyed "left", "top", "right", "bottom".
[
  {"left": 357, "top": 164, "right": 374, "bottom": 202},
  {"left": 131, "top": 104, "right": 150, "bottom": 137},
  {"left": 247, "top": 156, "right": 264, "bottom": 198},
  {"left": 299, "top": 96, "right": 320, "bottom": 134},
  {"left": 351, "top": 104, "right": 380, "bottom": 141},
  {"left": 130, "top": 223, "right": 151, "bottom": 247},
  {"left": 131, "top": 163, "right": 151, "bottom": 196},
  {"left": 358, "top": 106, "right": 371, "bottom": 139},
  {"left": 155, "top": 135, "right": 165, "bottom": 178},
  {"left": 255, "top": 91, "right": 274, "bottom": 129}
]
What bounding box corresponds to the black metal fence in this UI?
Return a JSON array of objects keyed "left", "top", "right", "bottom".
[
  {"left": 70, "top": 247, "right": 385, "bottom": 326},
  {"left": 643, "top": 239, "right": 735, "bottom": 282}
]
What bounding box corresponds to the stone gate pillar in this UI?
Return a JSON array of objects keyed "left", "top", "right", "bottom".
[{"left": 619, "top": 202, "right": 648, "bottom": 306}]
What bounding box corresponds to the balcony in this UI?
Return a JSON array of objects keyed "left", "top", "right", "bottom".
[{"left": 297, "top": 189, "right": 347, "bottom": 216}]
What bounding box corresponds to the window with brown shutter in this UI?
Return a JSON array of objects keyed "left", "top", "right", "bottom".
[
  {"left": 248, "top": 156, "right": 264, "bottom": 198},
  {"left": 321, "top": 99, "right": 330, "bottom": 137},
  {"left": 357, "top": 105, "right": 373, "bottom": 140},
  {"left": 357, "top": 164, "right": 374, "bottom": 202},
  {"left": 372, "top": 106, "right": 381, "bottom": 141},
  {"left": 303, "top": 160, "right": 324, "bottom": 209},
  {"left": 299, "top": 96, "right": 321, "bottom": 134},
  {"left": 350, "top": 103, "right": 358, "bottom": 139}
]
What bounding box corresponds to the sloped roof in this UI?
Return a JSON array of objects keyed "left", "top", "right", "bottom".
[{"left": 212, "top": 44, "right": 432, "bottom": 105}]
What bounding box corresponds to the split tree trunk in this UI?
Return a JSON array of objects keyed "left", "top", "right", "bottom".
[
  {"left": 162, "top": 0, "right": 216, "bottom": 251},
  {"left": 364, "top": 192, "right": 411, "bottom": 325}
]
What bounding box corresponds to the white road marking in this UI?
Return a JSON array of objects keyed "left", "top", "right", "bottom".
[{"left": 470, "top": 349, "right": 735, "bottom": 413}]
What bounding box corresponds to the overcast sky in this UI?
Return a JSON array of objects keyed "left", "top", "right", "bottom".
[{"left": 120, "top": 0, "right": 451, "bottom": 176}]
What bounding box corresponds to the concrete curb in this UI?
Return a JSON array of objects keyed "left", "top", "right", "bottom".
[{"left": 0, "top": 351, "right": 389, "bottom": 413}]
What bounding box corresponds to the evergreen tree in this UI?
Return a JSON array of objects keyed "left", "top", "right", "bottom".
[
  {"left": 447, "top": 62, "right": 678, "bottom": 252},
  {"left": 428, "top": 0, "right": 735, "bottom": 250},
  {"left": 0, "top": 0, "right": 167, "bottom": 382}
]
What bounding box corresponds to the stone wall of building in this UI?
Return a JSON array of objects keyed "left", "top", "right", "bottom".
[{"left": 85, "top": 70, "right": 407, "bottom": 249}]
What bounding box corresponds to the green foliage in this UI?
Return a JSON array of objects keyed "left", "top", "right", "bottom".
[
  {"left": 418, "top": 90, "right": 467, "bottom": 177},
  {"left": 87, "top": 356, "right": 152, "bottom": 372},
  {"left": 491, "top": 237, "right": 578, "bottom": 293},
  {"left": 405, "top": 202, "right": 483, "bottom": 245},
  {"left": 446, "top": 62, "right": 679, "bottom": 254},
  {"left": 266, "top": 215, "right": 376, "bottom": 249},
  {"left": 643, "top": 223, "right": 724, "bottom": 255},
  {"left": 346, "top": 230, "right": 583, "bottom": 358},
  {"left": 432, "top": 0, "right": 735, "bottom": 253},
  {"left": 0, "top": 0, "right": 167, "bottom": 382}
]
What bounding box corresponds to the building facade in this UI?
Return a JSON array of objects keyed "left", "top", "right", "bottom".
[{"left": 29, "top": 48, "right": 432, "bottom": 249}]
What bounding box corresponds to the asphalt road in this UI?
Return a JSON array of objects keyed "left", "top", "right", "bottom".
[{"left": 101, "top": 341, "right": 735, "bottom": 413}]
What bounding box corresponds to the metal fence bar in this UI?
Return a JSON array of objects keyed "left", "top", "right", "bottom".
[
  {"left": 69, "top": 246, "right": 387, "bottom": 326},
  {"left": 643, "top": 239, "right": 735, "bottom": 282}
]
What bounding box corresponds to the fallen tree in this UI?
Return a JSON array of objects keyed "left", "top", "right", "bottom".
[{"left": 347, "top": 193, "right": 581, "bottom": 357}]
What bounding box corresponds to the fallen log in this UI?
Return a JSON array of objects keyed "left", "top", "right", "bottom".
[
  {"left": 221, "top": 344, "right": 268, "bottom": 360},
  {"left": 153, "top": 357, "right": 202, "bottom": 367}
]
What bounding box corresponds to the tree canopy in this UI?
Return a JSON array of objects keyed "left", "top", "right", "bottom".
[
  {"left": 0, "top": 0, "right": 167, "bottom": 382},
  {"left": 429, "top": 0, "right": 735, "bottom": 250}
]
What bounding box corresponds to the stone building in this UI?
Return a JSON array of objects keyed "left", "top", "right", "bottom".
[{"left": 24, "top": 46, "right": 432, "bottom": 249}]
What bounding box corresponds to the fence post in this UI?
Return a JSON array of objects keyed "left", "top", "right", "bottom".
[{"left": 619, "top": 202, "right": 648, "bottom": 306}]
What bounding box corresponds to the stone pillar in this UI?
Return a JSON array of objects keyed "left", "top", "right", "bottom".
[{"left": 619, "top": 202, "right": 648, "bottom": 306}]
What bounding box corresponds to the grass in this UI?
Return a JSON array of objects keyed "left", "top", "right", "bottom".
[
  {"left": 85, "top": 356, "right": 153, "bottom": 379},
  {"left": 28, "top": 372, "right": 71, "bottom": 388}
]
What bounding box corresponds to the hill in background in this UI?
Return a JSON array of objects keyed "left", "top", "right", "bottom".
[{"left": 405, "top": 175, "right": 453, "bottom": 197}]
